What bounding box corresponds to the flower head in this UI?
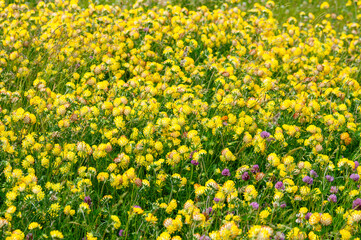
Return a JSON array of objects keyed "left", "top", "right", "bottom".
[
  {"left": 222, "top": 168, "right": 231, "bottom": 176},
  {"left": 325, "top": 175, "right": 334, "bottom": 182},
  {"left": 328, "top": 194, "right": 337, "bottom": 203},
  {"left": 350, "top": 174, "right": 359, "bottom": 181},
  {"left": 275, "top": 181, "right": 284, "bottom": 190},
  {"left": 352, "top": 198, "right": 361, "bottom": 210},
  {"left": 302, "top": 176, "right": 313, "bottom": 185},
  {"left": 242, "top": 171, "right": 250, "bottom": 181},
  {"left": 250, "top": 202, "right": 259, "bottom": 210},
  {"left": 260, "top": 131, "right": 271, "bottom": 139}
]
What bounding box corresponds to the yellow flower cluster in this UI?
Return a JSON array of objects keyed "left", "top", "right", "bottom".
[{"left": 0, "top": 0, "right": 361, "bottom": 239}]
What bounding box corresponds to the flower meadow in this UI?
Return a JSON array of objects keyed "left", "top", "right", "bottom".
[{"left": 1, "top": 0, "right": 361, "bottom": 239}]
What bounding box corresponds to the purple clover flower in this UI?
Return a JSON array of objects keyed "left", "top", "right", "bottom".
[
  {"left": 353, "top": 198, "right": 361, "bottom": 210},
  {"left": 350, "top": 174, "right": 360, "bottom": 181},
  {"left": 251, "top": 165, "right": 259, "bottom": 174},
  {"left": 280, "top": 203, "right": 287, "bottom": 208},
  {"left": 84, "top": 196, "right": 92, "bottom": 207},
  {"left": 214, "top": 198, "right": 220, "bottom": 203},
  {"left": 260, "top": 131, "right": 271, "bottom": 139},
  {"left": 200, "top": 235, "right": 211, "bottom": 240},
  {"left": 305, "top": 212, "right": 312, "bottom": 220},
  {"left": 310, "top": 170, "right": 318, "bottom": 178},
  {"left": 330, "top": 186, "right": 338, "bottom": 193},
  {"left": 302, "top": 176, "right": 313, "bottom": 185},
  {"left": 325, "top": 175, "right": 334, "bottom": 182},
  {"left": 191, "top": 159, "right": 199, "bottom": 166},
  {"left": 222, "top": 168, "right": 231, "bottom": 176},
  {"left": 328, "top": 194, "right": 337, "bottom": 203},
  {"left": 250, "top": 202, "right": 259, "bottom": 210},
  {"left": 275, "top": 181, "right": 284, "bottom": 190},
  {"left": 242, "top": 171, "right": 250, "bottom": 181},
  {"left": 119, "top": 229, "right": 124, "bottom": 237}
]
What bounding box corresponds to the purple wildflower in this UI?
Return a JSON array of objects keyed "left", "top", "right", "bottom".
[
  {"left": 260, "top": 131, "right": 271, "bottom": 139},
  {"left": 280, "top": 203, "right": 286, "bottom": 208},
  {"left": 310, "top": 170, "right": 318, "bottom": 177},
  {"left": 191, "top": 159, "right": 199, "bottom": 166},
  {"left": 189, "top": 150, "right": 197, "bottom": 160},
  {"left": 242, "top": 171, "right": 250, "bottom": 181},
  {"left": 214, "top": 198, "right": 220, "bottom": 203},
  {"left": 355, "top": 161, "right": 359, "bottom": 170},
  {"left": 251, "top": 165, "right": 260, "bottom": 173},
  {"left": 84, "top": 196, "right": 92, "bottom": 207},
  {"left": 143, "top": 27, "right": 150, "bottom": 32},
  {"left": 325, "top": 175, "right": 334, "bottom": 182},
  {"left": 275, "top": 181, "right": 284, "bottom": 190},
  {"left": 222, "top": 168, "right": 231, "bottom": 176},
  {"left": 330, "top": 186, "right": 338, "bottom": 193},
  {"left": 119, "top": 229, "right": 124, "bottom": 237},
  {"left": 200, "top": 235, "right": 211, "bottom": 240},
  {"left": 353, "top": 198, "right": 361, "bottom": 210},
  {"left": 350, "top": 174, "right": 360, "bottom": 181},
  {"left": 328, "top": 194, "right": 337, "bottom": 203},
  {"left": 302, "top": 176, "right": 313, "bottom": 185},
  {"left": 305, "top": 212, "right": 312, "bottom": 220},
  {"left": 250, "top": 202, "right": 259, "bottom": 210}
]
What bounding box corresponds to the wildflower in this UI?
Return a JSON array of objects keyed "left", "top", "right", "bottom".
[
  {"left": 191, "top": 160, "right": 199, "bottom": 166},
  {"left": 350, "top": 174, "right": 360, "bottom": 181},
  {"left": 339, "top": 229, "right": 351, "bottom": 240},
  {"left": 119, "top": 229, "right": 124, "bottom": 237},
  {"left": 310, "top": 170, "right": 318, "bottom": 178},
  {"left": 84, "top": 196, "right": 92, "bottom": 207},
  {"left": 328, "top": 194, "right": 337, "bottom": 203},
  {"left": 320, "top": 213, "right": 332, "bottom": 226},
  {"left": 250, "top": 202, "right": 259, "bottom": 210},
  {"left": 222, "top": 168, "right": 231, "bottom": 176},
  {"left": 352, "top": 198, "right": 361, "bottom": 210},
  {"left": 251, "top": 165, "right": 259, "bottom": 173},
  {"left": 133, "top": 206, "right": 144, "bottom": 214},
  {"left": 50, "top": 230, "right": 64, "bottom": 239},
  {"left": 275, "top": 181, "right": 284, "bottom": 190},
  {"left": 242, "top": 172, "right": 250, "bottom": 181},
  {"left": 330, "top": 186, "right": 338, "bottom": 193},
  {"left": 302, "top": 176, "right": 313, "bottom": 185},
  {"left": 325, "top": 175, "right": 334, "bottom": 182},
  {"left": 309, "top": 213, "right": 321, "bottom": 225},
  {"left": 260, "top": 131, "right": 271, "bottom": 139},
  {"left": 274, "top": 232, "right": 285, "bottom": 240},
  {"left": 305, "top": 212, "right": 312, "bottom": 220},
  {"left": 320, "top": 2, "right": 330, "bottom": 9}
]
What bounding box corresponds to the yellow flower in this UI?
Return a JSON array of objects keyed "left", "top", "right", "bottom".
[
  {"left": 320, "top": 1, "right": 330, "bottom": 9},
  {"left": 339, "top": 229, "right": 351, "bottom": 240},
  {"left": 320, "top": 213, "right": 332, "bottom": 226},
  {"left": 28, "top": 222, "right": 42, "bottom": 230},
  {"left": 309, "top": 213, "right": 321, "bottom": 225},
  {"left": 50, "top": 230, "right": 64, "bottom": 239}
]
